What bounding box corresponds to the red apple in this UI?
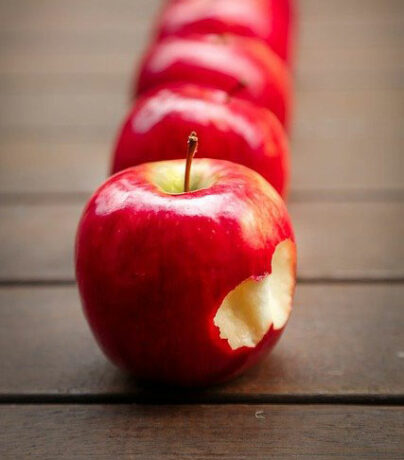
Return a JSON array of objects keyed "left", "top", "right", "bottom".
[
  {"left": 112, "top": 83, "right": 290, "bottom": 197},
  {"left": 135, "top": 34, "right": 292, "bottom": 128},
  {"left": 76, "top": 145, "right": 296, "bottom": 387},
  {"left": 154, "top": 0, "right": 294, "bottom": 63}
]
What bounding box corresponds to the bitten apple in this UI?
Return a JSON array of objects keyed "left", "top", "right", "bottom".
[
  {"left": 135, "top": 34, "right": 291, "bottom": 128},
  {"left": 76, "top": 136, "right": 296, "bottom": 386},
  {"left": 112, "top": 83, "right": 290, "bottom": 197},
  {"left": 154, "top": 0, "right": 294, "bottom": 63}
]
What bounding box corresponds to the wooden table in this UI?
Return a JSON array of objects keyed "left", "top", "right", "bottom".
[{"left": 0, "top": 0, "right": 403, "bottom": 457}]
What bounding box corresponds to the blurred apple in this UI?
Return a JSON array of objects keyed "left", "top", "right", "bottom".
[
  {"left": 135, "top": 34, "right": 292, "bottom": 128},
  {"left": 113, "top": 83, "right": 290, "bottom": 197},
  {"left": 154, "top": 0, "right": 294, "bottom": 63}
]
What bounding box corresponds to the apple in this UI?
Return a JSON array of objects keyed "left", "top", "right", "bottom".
[
  {"left": 76, "top": 135, "right": 296, "bottom": 386},
  {"left": 112, "top": 83, "right": 290, "bottom": 198},
  {"left": 135, "top": 34, "right": 292, "bottom": 128},
  {"left": 154, "top": 0, "right": 294, "bottom": 63}
]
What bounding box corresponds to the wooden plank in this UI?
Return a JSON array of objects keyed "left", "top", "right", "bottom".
[
  {"left": 0, "top": 88, "right": 401, "bottom": 193},
  {"left": 0, "top": 25, "right": 401, "bottom": 58},
  {"left": 0, "top": 52, "right": 134, "bottom": 77},
  {"left": 0, "top": 83, "right": 402, "bottom": 194},
  {"left": 0, "top": 284, "right": 403, "bottom": 397},
  {"left": 1, "top": 46, "right": 402, "bottom": 92},
  {"left": 291, "top": 201, "right": 404, "bottom": 280},
  {"left": 297, "top": 46, "right": 404, "bottom": 90},
  {"left": 291, "top": 134, "right": 403, "bottom": 193},
  {"left": 293, "top": 89, "right": 404, "bottom": 138},
  {"left": 0, "top": 203, "right": 80, "bottom": 282},
  {"left": 0, "top": 0, "right": 160, "bottom": 33},
  {"left": 0, "top": 91, "right": 127, "bottom": 131},
  {"left": 0, "top": 134, "right": 402, "bottom": 195},
  {"left": 0, "top": 20, "right": 398, "bottom": 53},
  {"left": 0, "top": 0, "right": 402, "bottom": 32},
  {"left": 2, "top": 46, "right": 402, "bottom": 79},
  {"left": 1, "top": 405, "right": 403, "bottom": 459},
  {"left": 301, "top": 0, "right": 404, "bottom": 21},
  {"left": 0, "top": 0, "right": 402, "bottom": 28},
  {"left": 0, "top": 201, "right": 402, "bottom": 282},
  {"left": 0, "top": 0, "right": 402, "bottom": 29},
  {"left": 300, "top": 18, "right": 403, "bottom": 49},
  {"left": 1, "top": 89, "right": 401, "bottom": 136},
  {"left": 0, "top": 141, "right": 110, "bottom": 195}
]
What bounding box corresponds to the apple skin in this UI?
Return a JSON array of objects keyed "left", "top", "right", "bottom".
[
  {"left": 76, "top": 158, "right": 296, "bottom": 387},
  {"left": 112, "top": 83, "right": 290, "bottom": 198},
  {"left": 135, "top": 34, "right": 292, "bottom": 128},
  {"left": 154, "top": 0, "right": 294, "bottom": 63}
]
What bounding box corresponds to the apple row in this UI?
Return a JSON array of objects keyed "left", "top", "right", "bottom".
[
  {"left": 113, "top": 0, "right": 294, "bottom": 198},
  {"left": 76, "top": 0, "right": 298, "bottom": 386}
]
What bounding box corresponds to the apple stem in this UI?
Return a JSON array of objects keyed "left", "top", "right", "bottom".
[{"left": 184, "top": 131, "right": 198, "bottom": 193}]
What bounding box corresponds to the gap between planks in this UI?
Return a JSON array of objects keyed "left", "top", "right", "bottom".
[
  {"left": 1, "top": 279, "right": 404, "bottom": 287},
  {"left": 0, "top": 393, "right": 403, "bottom": 406}
]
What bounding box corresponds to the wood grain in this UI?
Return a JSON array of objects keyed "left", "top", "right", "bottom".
[
  {"left": 1, "top": 404, "right": 403, "bottom": 459},
  {"left": 297, "top": 46, "right": 404, "bottom": 90},
  {"left": 0, "top": 284, "right": 402, "bottom": 398},
  {"left": 0, "top": 0, "right": 401, "bottom": 41},
  {"left": 0, "top": 87, "right": 401, "bottom": 194},
  {"left": 1, "top": 45, "right": 402, "bottom": 92},
  {"left": 1, "top": 0, "right": 402, "bottom": 30},
  {"left": 291, "top": 201, "right": 404, "bottom": 280},
  {"left": 0, "top": 133, "right": 402, "bottom": 195},
  {"left": 1, "top": 88, "right": 401, "bottom": 133},
  {"left": 1, "top": 201, "right": 402, "bottom": 282},
  {"left": 0, "top": 141, "right": 110, "bottom": 195}
]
